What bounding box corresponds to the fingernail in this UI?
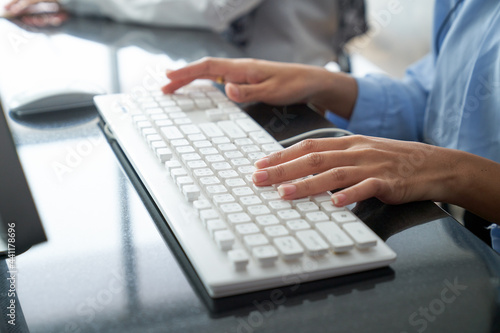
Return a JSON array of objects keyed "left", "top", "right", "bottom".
[
  {"left": 252, "top": 170, "right": 268, "bottom": 183},
  {"left": 227, "top": 83, "right": 239, "bottom": 99},
  {"left": 278, "top": 184, "right": 296, "bottom": 197},
  {"left": 331, "top": 193, "right": 346, "bottom": 206},
  {"left": 254, "top": 157, "right": 270, "bottom": 169}
]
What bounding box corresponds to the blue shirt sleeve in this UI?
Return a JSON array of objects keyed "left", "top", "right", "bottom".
[{"left": 346, "top": 54, "right": 434, "bottom": 142}]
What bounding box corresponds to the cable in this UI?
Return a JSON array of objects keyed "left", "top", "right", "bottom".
[{"left": 278, "top": 128, "right": 353, "bottom": 147}]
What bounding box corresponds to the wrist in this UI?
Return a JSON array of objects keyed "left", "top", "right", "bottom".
[
  {"left": 437, "top": 148, "right": 500, "bottom": 223},
  {"left": 307, "top": 70, "right": 357, "bottom": 120}
]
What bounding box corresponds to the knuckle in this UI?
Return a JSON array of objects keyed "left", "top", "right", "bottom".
[
  {"left": 305, "top": 152, "right": 324, "bottom": 168},
  {"left": 201, "top": 57, "right": 215, "bottom": 71},
  {"left": 273, "top": 164, "right": 287, "bottom": 179},
  {"left": 270, "top": 150, "right": 283, "bottom": 163},
  {"left": 300, "top": 178, "right": 313, "bottom": 192},
  {"left": 367, "top": 178, "right": 383, "bottom": 194},
  {"left": 328, "top": 168, "right": 347, "bottom": 183},
  {"left": 299, "top": 139, "right": 317, "bottom": 153}
]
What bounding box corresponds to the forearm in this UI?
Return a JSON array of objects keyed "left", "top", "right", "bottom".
[
  {"left": 307, "top": 70, "right": 358, "bottom": 120},
  {"left": 445, "top": 150, "right": 500, "bottom": 224}
]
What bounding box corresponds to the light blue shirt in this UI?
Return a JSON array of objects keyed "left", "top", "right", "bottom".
[{"left": 341, "top": 0, "right": 500, "bottom": 251}]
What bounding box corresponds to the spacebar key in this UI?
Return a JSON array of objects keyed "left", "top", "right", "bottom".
[{"left": 217, "top": 120, "right": 246, "bottom": 139}]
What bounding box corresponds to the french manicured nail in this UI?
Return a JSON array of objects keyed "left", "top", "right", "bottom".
[
  {"left": 277, "top": 184, "right": 296, "bottom": 197},
  {"left": 331, "top": 193, "right": 346, "bottom": 206},
  {"left": 252, "top": 170, "right": 269, "bottom": 183},
  {"left": 254, "top": 157, "right": 270, "bottom": 169}
]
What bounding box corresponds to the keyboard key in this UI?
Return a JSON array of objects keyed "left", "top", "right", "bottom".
[
  {"left": 213, "top": 194, "right": 236, "bottom": 205},
  {"left": 200, "top": 209, "right": 219, "bottom": 224},
  {"left": 264, "top": 225, "right": 289, "bottom": 238},
  {"left": 276, "top": 209, "right": 301, "bottom": 221},
  {"left": 183, "top": 184, "right": 200, "bottom": 201},
  {"left": 217, "top": 120, "right": 246, "bottom": 139},
  {"left": 311, "top": 193, "right": 332, "bottom": 204},
  {"left": 225, "top": 178, "right": 246, "bottom": 187},
  {"left": 214, "top": 230, "right": 235, "bottom": 251},
  {"left": 219, "top": 170, "right": 239, "bottom": 179},
  {"left": 156, "top": 148, "right": 173, "bottom": 163},
  {"left": 286, "top": 219, "right": 311, "bottom": 233},
  {"left": 235, "top": 223, "right": 260, "bottom": 236},
  {"left": 304, "top": 211, "right": 330, "bottom": 224},
  {"left": 316, "top": 222, "right": 354, "bottom": 252},
  {"left": 239, "top": 195, "right": 263, "bottom": 206},
  {"left": 220, "top": 203, "right": 244, "bottom": 214},
  {"left": 331, "top": 211, "right": 358, "bottom": 224},
  {"left": 247, "top": 205, "right": 271, "bottom": 216},
  {"left": 320, "top": 201, "right": 345, "bottom": 213},
  {"left": 193, "top": 168, "right": 214, "bottom": 178},
  {"left": 252, "top": 245, "right": 278, "bottom": 266},
  {"left": 160, "top": 126, "right": 184, "bottom": 140},
  {"left": 268, "top": 200, "right": 292, "bottom": 211},
  {"left": 227, "top": 212, "right": 252, "bottom": 225},
  {"left": 244, "top": 234, "right": 269, "bottom": 248},
  {"left": 232, "top": 187, "right": 254, "bottom": 197},
  {"left": 199, "top": 122, "right": 224, "bottom": 137},
  {"left": 228, "top": 249, "right": 250, "bottom": 271},
  {"left": 255, "top": 214, "right": 280, "bottom": 227},
  {"left": 261, "top": 191, "right": 281, "bottom": 201},
  {"left": 296, "top": 202, "right": 319, "bottom": 213},
  {"left": 193, "top": 199, "right": 211, "bottom": 215},
  {"left": 235, "top": 118, "right": 261, "bottom": 132},
  {"left": 207, "top": 219, "right": 227, "bottom": 237},
  {"left": 273, "top": 237, "right": 304, "bottom": 260},
  {"left": 342, "top": 222, "right": 378, "bottom": 249},
  {"left": 296, "top": 230, "right": 329, "bottom": 257}
]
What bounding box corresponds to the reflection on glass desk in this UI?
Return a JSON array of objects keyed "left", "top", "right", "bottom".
[{"left": 0, "top": 16, "right": 499, "bottom": 333}]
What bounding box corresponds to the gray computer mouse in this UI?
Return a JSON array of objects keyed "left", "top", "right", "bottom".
[{"left": 9, "top": 83, "right": 107, "bottom": 115}]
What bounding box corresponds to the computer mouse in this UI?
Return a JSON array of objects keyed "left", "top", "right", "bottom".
[{"left": 9, "top": 83, "right": 107, "bottom": 116}]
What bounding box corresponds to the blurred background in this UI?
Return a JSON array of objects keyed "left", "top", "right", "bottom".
[{"left": 349, "top": 0, "right": 434, "bottom": 77}]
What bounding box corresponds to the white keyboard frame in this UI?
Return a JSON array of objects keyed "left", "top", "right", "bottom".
[{"left": 94, "top": 92, "right": 397, "bottom": 298}]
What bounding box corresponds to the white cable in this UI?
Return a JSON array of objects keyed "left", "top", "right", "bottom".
[{"left": 278, "top": 128, "right": 353, "bottom": 146}]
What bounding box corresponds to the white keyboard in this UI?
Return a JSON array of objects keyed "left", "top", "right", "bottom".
[{"left": 94, "top": 83, "right": 396, "bottom": 298}]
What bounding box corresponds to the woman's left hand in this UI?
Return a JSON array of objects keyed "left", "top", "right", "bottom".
[{"left": 252, "top": 135, "right": 458, "bottom": 207}]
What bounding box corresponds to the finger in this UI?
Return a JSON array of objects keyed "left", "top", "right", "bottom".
[
  {"left": 253, "top": 150, "right": 357, "bottom": 186},
  {"left": 166, "top": 57, "right": 250, "bottom": 84},
  {"left": 4, "top": 1, "right": 20, "bottom": 10},
  {"left": 330, "top": 178, "right": 387, "bottom": 207},
  {"left": 274, "top": 166, "right": 370, "bottom": 200},
  {"left": 161, "top": 77, "right": 196, "bottom": 94},
  {"left": 255, "top": 137, "right": 355, "bottom": 169},
  {"left": 225, "top": 81, "right": 272, "bottom": 103}
]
